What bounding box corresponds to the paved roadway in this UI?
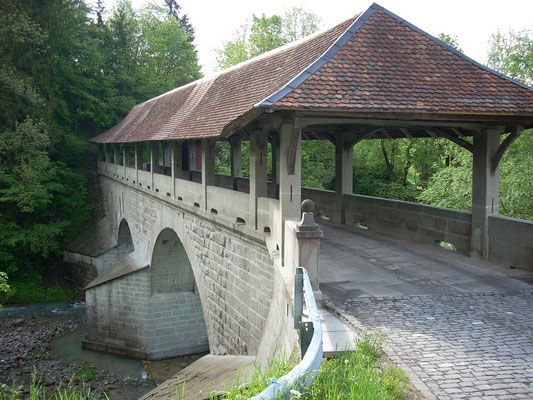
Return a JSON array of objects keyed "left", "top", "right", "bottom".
[{"left": 319, "top": 221, "right": 533, "bottom": 399}]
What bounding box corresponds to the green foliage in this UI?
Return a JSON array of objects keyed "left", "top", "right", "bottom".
[
  {"left": 437, "top": 33, "right": 463, "bottom": 52},
  {"left": 206, "top": 333, "right": 411, "bottom": 400},
  {"left": 0, "top": 376, "right": 102, "bottom": 400},
  {"left": 498, "top": 131, "right": 533, "bottom": 219},
  {"left": 216, "top": 7, "right": 322, "bottom": 69},
  {"left": 206, "top": 358, "right": 293, "bottom": 399},
  {"left": 0, "top": 0, "right": 201, "bottom": 281},
  {"left": 74, "top": 366, "right": 100, "bottom": 382},
  {"left": 487, "top": 29, "right": 533, "bottom": 86},
  {"left": 0, "top": 272, "right": 76, "bottom": 304}
]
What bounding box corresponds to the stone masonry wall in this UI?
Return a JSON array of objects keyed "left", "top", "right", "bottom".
[
  {"left": 304, "top": 187, "right": 472, "bottom": 253},
  {"left": 183, "top": 215, "right": 273, "bottom": 355},
  {"left": 87, "top": 176, "right": 275, "bottom": 358}
]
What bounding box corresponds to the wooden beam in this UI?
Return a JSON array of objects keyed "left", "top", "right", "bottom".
[
  {"left": 325, "top": 133, "right": 336, "bottom": 146},
  {"left": 345, "top": 128, "right": 381, "bottom": 150},
  {"left": 490, "top": 125, "right": 522, "bottom": 175},
  {"left": 400, "top": 128, "right": 413, "bottom": 139},
  {"left": 431, "top": 127, "right": 474, "bottom": 152},
  {"left": 381, "top": 129, "right": 393, "bottom": 139},
  {"left": 287, "top": 126, "right": 301, "bottom": 175},
  {"left": 451, "top": 127, "right": 465, "bottom": 137},
  {"left": 424, "top": 129, "right": 439, "bottom": 138},
  {"left": 297, "top": 116, "right": 485, "bottom": 130}
]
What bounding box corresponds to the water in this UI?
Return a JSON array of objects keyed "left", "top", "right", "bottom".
[
  {"left": 1, "top": 301, "right": 202, "bottom": 399},
  {"left": 0, "top": 301, "right": 86, "bottom": 318},
  {"left": 51, "top": 327, "right": 147, "bottom": 380}
]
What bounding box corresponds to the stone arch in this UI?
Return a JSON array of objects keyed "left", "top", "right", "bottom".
[
  {"left": 116, "top": 219, "right": 134, "bottom": 259},
  {"left": 150, "top": 228, "right": 195, "bottom": 295},
  {"left": 148, "top": 227, "right": 210, "bottom": 356}
]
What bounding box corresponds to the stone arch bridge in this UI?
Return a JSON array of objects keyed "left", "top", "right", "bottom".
[{"left": 65, "top": 2, "right": 533, "bottom": 370}]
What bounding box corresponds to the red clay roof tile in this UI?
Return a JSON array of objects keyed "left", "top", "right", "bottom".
[{"left": 92, "top": 3, "right": 533, "bottom": 144}]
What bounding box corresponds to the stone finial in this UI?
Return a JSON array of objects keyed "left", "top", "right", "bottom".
[
  {"left": 301, "top": 199, "right": 315, "bottom": 213},
  {"left": 297, "top": 199, "right": 322, "bottom": 234}
]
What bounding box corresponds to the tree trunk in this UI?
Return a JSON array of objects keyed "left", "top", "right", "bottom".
[{"left": 380, "top": 139, "right": 394, "bottom": 181}]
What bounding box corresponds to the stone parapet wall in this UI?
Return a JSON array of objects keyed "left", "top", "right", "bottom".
[
  {"left": 303, "top": 187, "right": 472, "bottom": 253},
  {"left": 488, "top": 215, "right": 533, "bottom": 271}
]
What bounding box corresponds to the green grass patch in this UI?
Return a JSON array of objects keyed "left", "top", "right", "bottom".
[
  {"left": 200, "top": 333, "right": 413, "bottom": 400},
  {"left": 74, "top": 366, "right": 100, "bottom": 382},
  {"left": 0, "top": 272, "right": 77, "bottom": 304}
]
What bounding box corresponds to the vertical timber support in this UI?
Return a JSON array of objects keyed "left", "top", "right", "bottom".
[
  {"left": 230, "top": 136, "right": 242, "bottom": 190},
  {"left": 334, "top": 133, "right": 354, "bottom": 224},
  {"left": 471, "top": 127, "right": 501, "bottom": 258},
  {"left": 270, "top": 132, "right": 280, "bottom": 198},
  {"left": 171, "top": 141, "right": 182, "bottom": 198},
  {"left": 150, "top": 142, "right": 158, "bottom": 189},
  {"left": 123, "top": 143, "right": 128, "bottom": 177},
  {"left": 113, "top": 144, "right": 119, "bottom": 167},
  {"left": 280, "top": 120, "right": 302, "bottom": 265},
  {"left": 105, "top": 143, "right": 111, "bottom": 167},
  {"left": 250, "top": 128, "right": 268, "bottom": 230},
  {"left": 202, "top": 139, "right": 215, "bottom": 211},
  {"left": 134, "top": 143, "right": 140, "bottom": 185}
]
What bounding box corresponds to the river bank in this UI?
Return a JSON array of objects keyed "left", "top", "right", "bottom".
[{"left": 0, "top": 305, "right": 153, "bottom": 399}]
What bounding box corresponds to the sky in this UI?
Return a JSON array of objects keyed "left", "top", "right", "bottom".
[{"left": 102, "top": 0, "right": 533, "bottom": 75}]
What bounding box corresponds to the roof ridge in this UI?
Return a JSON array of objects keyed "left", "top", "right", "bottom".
[
  {"left": 255, "top": 5, "right": 378, "bottom": 107},
  {"left": 132, "top": 14, "right": 360, "bottom": 111},
  {"left": 376, "top": 4, "right": 533, "bottom": 92},
  {"left": 258, "top": 2, "right": 532, "bottom": 108}
]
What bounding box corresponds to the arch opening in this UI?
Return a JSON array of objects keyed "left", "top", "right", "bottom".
[
  {"left": 117, "top": 219, "right": 134, "bottom": 259},
  {"left": 151, "top": 228, "right": 195, "bottom": 295}
]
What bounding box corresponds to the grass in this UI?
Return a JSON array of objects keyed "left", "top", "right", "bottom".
[
  {"left": 188, "top": 333, "right": 413, "bottom": 400},
  {"left": 0, "top": 373, "right": 107, "bottom": 400},
  {"left": 0, "top": 272, "right": 77, "bottom": 304},
  {"left": 74, "top": 367, "right": 100, "bottom": 382}
]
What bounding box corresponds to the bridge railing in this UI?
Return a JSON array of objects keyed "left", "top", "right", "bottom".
[{"left": 248, "top": 267, "right": 323, "bottom": 400}]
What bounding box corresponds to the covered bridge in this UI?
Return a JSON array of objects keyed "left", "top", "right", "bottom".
[
  {"left": 92, "top": 2, "right": 533, "bottom": 269},
  {"left": 78, "top": 1, "right": 533, "bottom": 369}
]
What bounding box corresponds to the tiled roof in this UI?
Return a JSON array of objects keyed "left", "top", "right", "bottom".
[
  {"left": 92, "top": 3, "right": 533, "bottom": 144},
  {"left": 269, "top": 5, "right": 533, "bottom": 113},
  {"left": 91, "top": 16, "right": 356, "bottom": 143}
]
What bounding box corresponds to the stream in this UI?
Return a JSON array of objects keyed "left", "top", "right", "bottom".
[{"left": 0, "top": 301, "right": 205, "bottom": 399}]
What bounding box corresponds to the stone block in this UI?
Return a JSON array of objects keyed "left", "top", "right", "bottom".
[{"left": 447, "top": 219, "right": 471, "bottom": 237}]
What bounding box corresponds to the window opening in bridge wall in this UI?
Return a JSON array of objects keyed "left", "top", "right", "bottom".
[
  {"left": 181, "top": 141, "right": 190, "bottom": 178},
  {"left": 99, "top": 143, "right": 106, "bottom": 162},
  {"left": 158, "top": 142, "right": 172, "bottom": 177},
  {"left": 127, "top": 144, "right": 135, "bottom": 168},
  {"left": 109, "top": 146, "right": 115, "bottom": 164},
  {"left": 118, "top": 144, "right": 124, "bottom": 166},
  {"left": 301, "top": 138, "right": 335, "bottom": 193},
  {"left": 140, "top": 142, "right": 150, "bottom": 171},
  {"left": 151, "top": 228, "right": 195, "bottom": 295},
  {"left": 117, "top": 219, "right": 134, "bottom": 259}
]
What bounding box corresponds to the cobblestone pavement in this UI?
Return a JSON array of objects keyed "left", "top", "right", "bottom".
[
  {"left": 336, "top": 291, "right": 533, "bottom": 399},
  {"left": 319, "top": 222, "right": 533, "bottom": 399}
]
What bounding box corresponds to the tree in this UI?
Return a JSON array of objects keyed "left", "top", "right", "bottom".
[
  {"left": 216, "top": 7, "right": 322, "bottom": 70},
  {"left": 487, "top": 29, "right": 533, "bottom": 86},
  {"left": 437, "top": 33, "right": 463, "bottom": 52},
  {"left": 283, "top": 6, "right": 321, "bottom": 42},
  {"left": 0, "top": 0, "right": 202, "bottom": 276}
]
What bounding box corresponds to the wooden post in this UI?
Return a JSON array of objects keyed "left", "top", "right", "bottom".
[
  {"left": 334, "top": 133, "right": 354, "bottom": 224},
  {"left": 471, "top": 127, "right": 501, "bottom": 258},
  {"left": 279, "top": 120, "right": 302, "bottom": 265},
  {"left": 250, "top": 128, "right": 268, "bottom": 229},
  {"left": 202, "top": 140, "right": 215, "bottom": 211}
]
